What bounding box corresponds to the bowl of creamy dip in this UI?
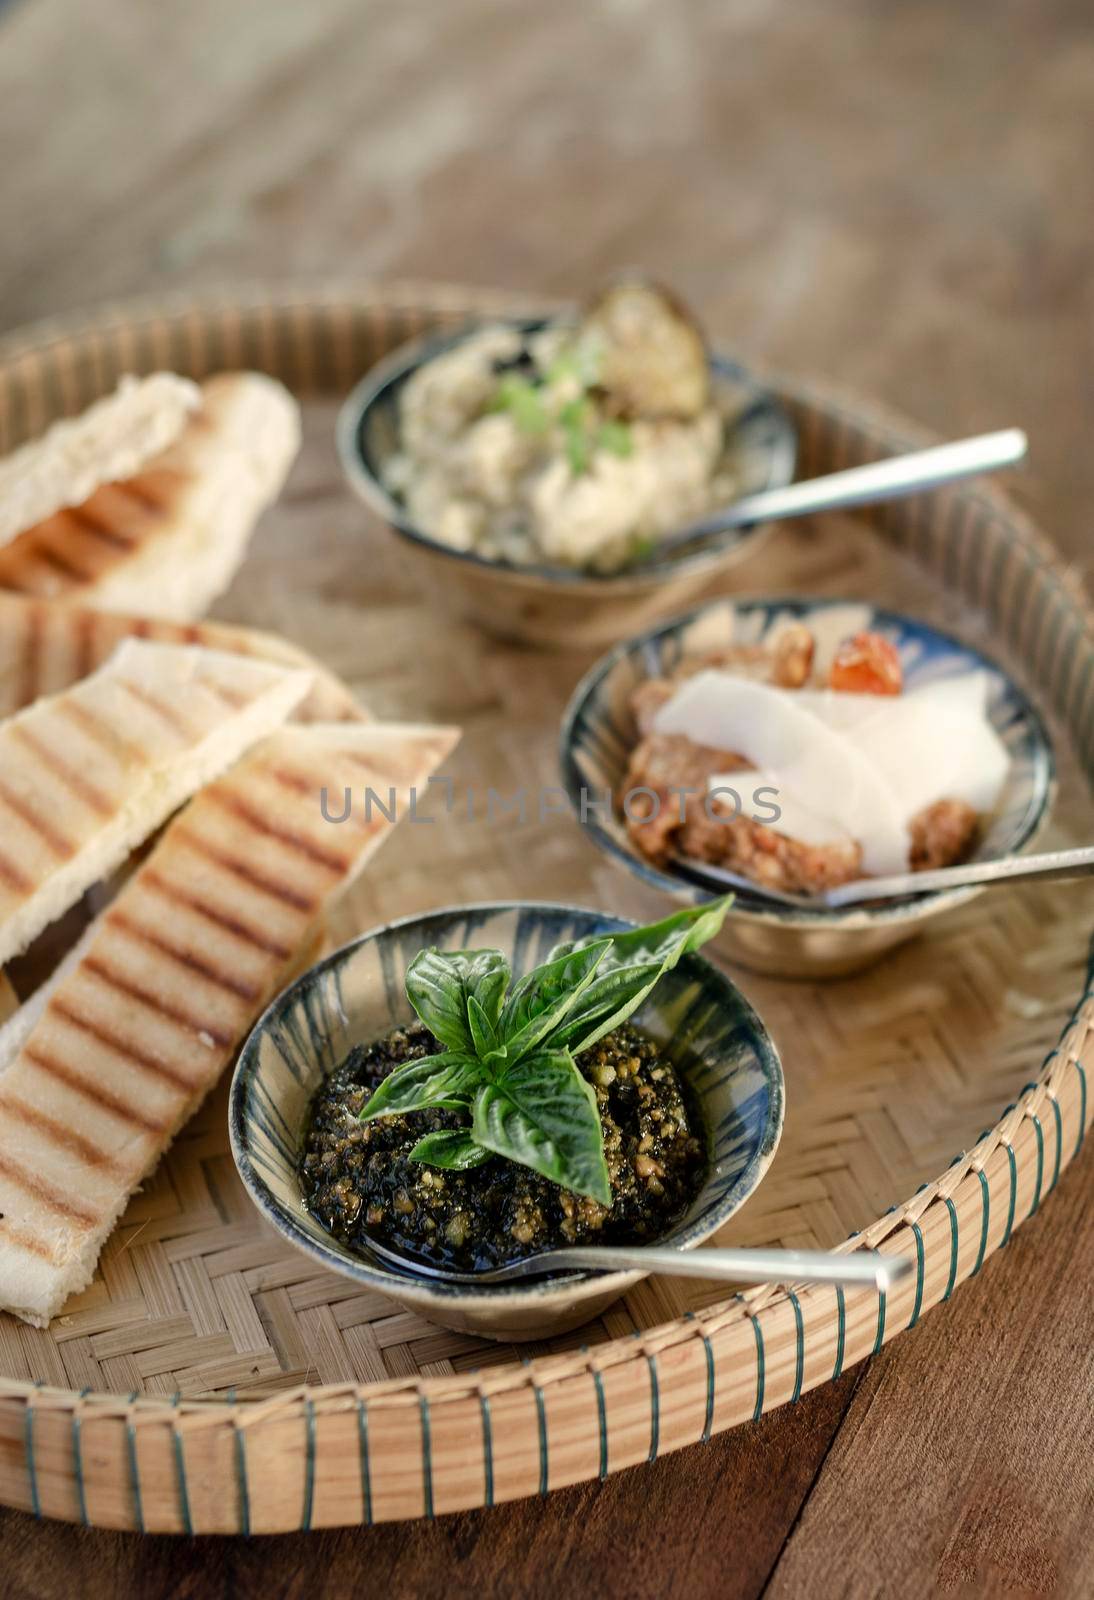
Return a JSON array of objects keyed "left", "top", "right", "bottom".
[{"left": 337, "top": 283, "right": 797, "bottom": 650}]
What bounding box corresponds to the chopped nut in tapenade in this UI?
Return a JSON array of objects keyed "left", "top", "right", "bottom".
[{"left": 300, "top": 1020, "right": 707, "bottom": 1272}]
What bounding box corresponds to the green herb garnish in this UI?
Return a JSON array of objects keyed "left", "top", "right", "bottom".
[
  {"left": 488, "top": 339, "right": 627, "bottom": 476},
  {"left": 489, "top": 375, "right": 550, "bottom": 434},
  {"left": 359, "top": 899, "right": 731, "bottom": 1204},
  {"left": 559, "top": 396, "right": 592, "bottom": 474},
  {"left": 597, "top": 419, "right": 634, "bottom": 458},
  {"left": 546, "top": 339, "right": 601, "bottom": 389}
]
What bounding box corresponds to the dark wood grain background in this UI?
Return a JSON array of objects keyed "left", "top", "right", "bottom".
[{"left": 1, "top": 1, "right": 1092, "bottom": 1595}]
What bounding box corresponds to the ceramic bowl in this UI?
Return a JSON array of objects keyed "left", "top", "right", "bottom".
[
  {"left": 560, "top": 597, "right": 1056, "bottom": 979},
  {"left": 336, "top": 318, "right": 796, "bottom": 651},
  {"left": 230, "top": 902, "right": 784, "bottom": 1342}
]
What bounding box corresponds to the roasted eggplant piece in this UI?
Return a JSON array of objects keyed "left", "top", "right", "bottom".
[{"left": 582, "top": 278, "right": 710, "bottom": 421}]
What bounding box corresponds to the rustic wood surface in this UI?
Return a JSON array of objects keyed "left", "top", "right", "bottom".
[{"left": 1, "top": 0, "right": 1093, "bottom": 1594}]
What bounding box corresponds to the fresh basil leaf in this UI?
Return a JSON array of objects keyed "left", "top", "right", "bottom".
[
  {"left": 472, "top": 1049, "right": 611, "bottom": 1205},
  {"left": 405, "top": 948, "right": 511, "bottom": 1053},
  {"left": 545, "top": 897, "right": 732, "bottom": 1056},
  {"left": 467, "top": 951, "right": 511, "bottom": 1028},
  {"left": 408, "top": 1129, "right": 493, "bottom": 1170},
  {"left": 359, "top": 1052, "right": 484, "bottom": 1121},
  {"left": 495, "top": 938, "right": 611, "bottom": 1063},
  {"left": 467, "top": 993, "right": 499, "bottom": 1058}
]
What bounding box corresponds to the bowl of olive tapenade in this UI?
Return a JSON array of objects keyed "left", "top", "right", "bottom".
[{"left": 230, "top": 901, "right": 784, "bottom": 1341}]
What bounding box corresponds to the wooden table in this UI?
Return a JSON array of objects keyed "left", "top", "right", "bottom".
[{"left": 1, "top": 1, "right": 1092, "bottom": 1593}]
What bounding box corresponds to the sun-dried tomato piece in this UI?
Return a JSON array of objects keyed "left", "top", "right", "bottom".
[{"left": 828, "top": 631, "right": 903, "bottom": 695}]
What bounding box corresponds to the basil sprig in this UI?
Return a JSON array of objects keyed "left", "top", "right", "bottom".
[{"left": 358, "top": 898, "right": 731, "bottom": 1205}]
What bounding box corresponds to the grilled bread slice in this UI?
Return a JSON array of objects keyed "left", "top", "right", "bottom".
[
  {"left": 0, "top": 639, "right": 313, "bottom": 972},
  {"left": 0, "top": 374, "right": 201, "bottom": 547},
  {"left": 0, "top": 590, "right": 365, "bottom": 726},
  {"left": 0, "top": 373, "right": 300, "bottom": 619},
  {"left": 0, "top": 719, "right": 459, "bottom": 1325}
]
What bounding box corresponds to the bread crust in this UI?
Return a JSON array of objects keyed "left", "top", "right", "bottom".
[
  {"left": 0, "top": 588, "right": 365, "bottom": 726},
  {"left": 0, "top": 373, "right": 301, "bottom": 619},
  {"left": 0, "top": 720, "right": 460, "bottom": 1325},
  {"left": 0, "top": 639, "right": 313, "bottom": 970},
  {"left": 0, "top": 374, "right": 200, "bottom": 546}
]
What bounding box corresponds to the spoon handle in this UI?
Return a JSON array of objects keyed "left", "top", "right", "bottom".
[
  {"left": 550, "top": 1244, "right": 911, "bottom": 1291},
  {"left": 824, "top": 844, "right": 1094, "bottom": 907},
  {"left": 693, "top": 427, "right": 1028, "bottom": 537}
]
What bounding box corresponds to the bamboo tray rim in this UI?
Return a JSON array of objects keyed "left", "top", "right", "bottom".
[
  {"left": 0, "top": 284, "right": 1091, "bottom": 1531},
  {"left": 3, "top": 967, "right": 1090, "bottom": 1422}
]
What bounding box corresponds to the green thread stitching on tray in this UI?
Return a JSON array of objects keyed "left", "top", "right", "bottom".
[
  {"left": 699, "top": 1329, "right": 715, "bottom": 1442},
  {"left": 941, "top": 495, "right": 966, "bottom": 594},
  {"left": 1048, "top": 1096, "right": 1063, "bottom": 1193},
  {"left": 1003, "top": 539, "right": 1037, "bottom": 654},
  {"left": 942, "top": 1199, "right": 959, "bottom": 1300},
  {"left": 419, "top": 1393, "right": 435, "bottom": 1518},
  {"left": 1029, "top": 1114, "right": 1045, "bottom": 1216},
  {"left": 126, "top": 1393, "right": 145, "bottom": 1535},
  {"left": 592, "top": 1365, "right": 609, "bottom": 1477},
  {"left": 478, "top": 1389, "right": 495, "bottom": 1508},
  {"left": 532, "top": 1380, "right": 549, "bottom": 1496},
  {"left": 1076, "top": 1058, "right": 1087, "bottom": 1155},
  {"left": 971, "top": 1170, "right": 990, "bottom": 1277},
  {"left": 750, "top": 1316, "right": 765, "bottom": 1421},
  {"left": 986, "top": 532, "right": 1011, "bottom": 620},
  {"left": 872, "top": 1287, "right": 887, "bottom": 1355},
  {"left": 646, "top": 1353, "right": 660, "bottom": 1463},
  {"left": 832, "top": 1286, "right": 846, "bottom": 1380},
  {"left": 301, "top": 1397, "right": 317, "bottom": 1532},
  {"left": 72, "top": 1387, "right": 91, "bottom": 1528},
  {"left": 171, "top": 1395, "right": 193, "bottom": 1535},
  {"left": 24, "top": 1383, "right": 42, "bottom": 1520},
  {"left": 787, "top": 1292, "right": 804, "bottom": 1402},
  {"left": 1056, "top": 614, "right": 1082, "bottom": 716},
  {"left": 234, "top": 1419, "right": 250, "bottom": 1537},
  {"left": 356, "top": 1398, "right": 373, "bottom": 1525},
  {"left": 1072, "top": 650, "right": 1094, "bottom": 746},
  {"left": 1000, "top": 1146, "right": 1018, "bottom": 1248},
  {"left": 908, "top": 1223, "right": 925, "bottom": 1329}
]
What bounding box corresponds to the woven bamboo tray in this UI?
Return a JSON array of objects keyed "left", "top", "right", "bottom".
[{"left": 0, "top": 285, "right": 1090, "bottom": 1534}]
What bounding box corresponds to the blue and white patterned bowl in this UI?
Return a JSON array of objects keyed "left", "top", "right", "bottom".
[
  {"left": 229, "top": 902, "right": 784, "bottom": 1341},
  {"left": 561, "top": 597, "right": 1056, "bottom": 979},
  {"left": 336, "top": 318, "right": 797, "bottom": 650}
]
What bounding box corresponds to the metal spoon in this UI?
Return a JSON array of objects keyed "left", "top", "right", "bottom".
[
  {"left": 673, "top": 843, "right": 1094, "bottom": 911},
  {"left": 639, "top": 427, "right": 1028, "bottom": 568},
  {"left": 359, "top": 1232, "right": 913, "bottom": 1291}
]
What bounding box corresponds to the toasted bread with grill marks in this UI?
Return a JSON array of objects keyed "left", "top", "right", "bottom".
[
  {"left": 0, "top": 589, "right": 366, "bottom": 726},
  {"left": 0, "top": 374, "right": 300, "bottom": 620},
  {"left": 0, "top": 639, "right": 313, "bottom": 972},
  {"left": 0, "top": 374, "right": 201, "bottom": 548},
  {"left": 0, "top": 719, "right": 459, "bottom": 1326}
]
